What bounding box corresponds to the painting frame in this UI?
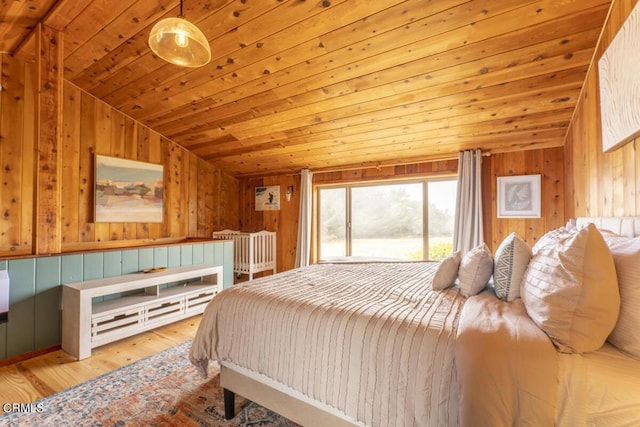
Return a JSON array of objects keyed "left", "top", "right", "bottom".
[
  {"left": 497, "top": 174, "right": 541, "bottom": 218},
  {"left": 255, "top": 185, "right": 280, "bottom": 211},
  {"left": 598, "top": 1, "right": 640, "bottom": 152},
  {"left": 94, "top": 154, "right": 164, "bottom": 223}
]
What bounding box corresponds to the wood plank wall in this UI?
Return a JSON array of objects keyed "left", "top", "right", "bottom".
[
  {"left": 0, "top": 53, "right": 239, "bottom": 258},
  {"left": 483, "top": 148, "right": 566, "bottom": 251},
  {"left": 565, "top": 0, "right": 640, "bottom": 218},
  {"left": 0, "top": 54, "right": 35, "bottom": 257},
  {"left": 313, "top": 153, "right": 563, "bottom": 254},
  {"left": 238, "top": 175, "right": 299, "bottom": 273},
  {"left": 242, "top": 153, "right": 563, "bottom": 268}
]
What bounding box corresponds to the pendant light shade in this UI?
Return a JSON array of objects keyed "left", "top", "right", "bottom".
[{"left": 148, "top": 1, "right": 211, "bottom": 68}]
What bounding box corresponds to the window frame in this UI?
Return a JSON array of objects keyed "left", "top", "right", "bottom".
[{"left": 315, "top": 176, "right": 457, "bottom": 262}]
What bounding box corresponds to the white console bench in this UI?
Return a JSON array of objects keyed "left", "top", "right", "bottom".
[{"left": 62, "top": 264, "right": 223, "bottom": 360}]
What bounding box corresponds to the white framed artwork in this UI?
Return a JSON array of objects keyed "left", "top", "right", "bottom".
[
  {"left": 598, "top": 1, "right": 640, "bottom": 152},
  {"left": 497, "top": 175, "right": 541, "bottom": 218}
]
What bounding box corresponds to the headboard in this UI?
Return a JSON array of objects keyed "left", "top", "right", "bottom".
[{"left": 575, "top": 216, "right": 640, "bottom": 237}]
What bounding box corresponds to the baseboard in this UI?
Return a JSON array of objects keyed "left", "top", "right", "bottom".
[{"left": 0, "top": 344, "right": 61, "bottom": 367}]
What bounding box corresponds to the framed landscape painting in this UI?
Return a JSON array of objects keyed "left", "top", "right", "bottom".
[
  {"left": 496, "top": 174, "right": 541, "bottom": 218},
  {"left": 94, "top": 155, "right": 164, "bottom": 223}
]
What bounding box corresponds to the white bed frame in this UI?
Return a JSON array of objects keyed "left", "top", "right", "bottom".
[
  {"left": 574, "top": 216, "right": 640, "bottom": 237},
  {"left": 220, "top": 216, "right": 640, "bottom": 426},
  {"left": 212, "top": 230, "right": 276, "bottom": 280},
  {"left": 220, "top": 363, "right": 359, "bottom": 426}
]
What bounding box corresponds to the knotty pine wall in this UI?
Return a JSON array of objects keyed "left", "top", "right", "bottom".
[
  {"left": 0, "top": 54, "right": 35, "bottom": 257},
  {"left": 483, "top": 148, "right": 565, "bottom": 251},
  {"left": 313, "top": 153, "right": 564, "bottom": 254},
  {"left": 242, "top": 152, "right": 563, "bottom": 266},
  {"left": 0, "top": 53, "right": 239, "bottom": 259},
  {"left": 238, "top": 175, "right": 300, "bottom": 273},
  {"left": 565, "top": 0, "right": 640, "bottom": 218}
]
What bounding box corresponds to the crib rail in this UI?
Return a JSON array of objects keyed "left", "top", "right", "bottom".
[{"left": 212, "top": 230, "right": 276, "bottom": 280}]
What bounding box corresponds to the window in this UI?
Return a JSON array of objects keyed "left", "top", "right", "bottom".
[{"left": 317, "top": 178, "right": 457, "bottom": 261}]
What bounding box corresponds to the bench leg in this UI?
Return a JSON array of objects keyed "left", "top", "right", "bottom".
[{"left": 223, "top": 388, "right": 235, "bottom": 420}]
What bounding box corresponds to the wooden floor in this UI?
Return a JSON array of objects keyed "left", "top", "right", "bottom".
[{"left": 0, "top": 315, "right": 202, "bottom": 408}]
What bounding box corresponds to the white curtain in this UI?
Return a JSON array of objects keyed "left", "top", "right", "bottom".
[
  {"left": 295, "top": 169, "right": 313, "bottom": 268},
  {"left": 453, "top": 149, "right": 484, "bottom": 255}
]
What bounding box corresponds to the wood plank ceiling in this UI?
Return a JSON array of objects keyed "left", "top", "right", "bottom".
[{"left": 2, "top": 0, "right": 612, "bottom": 177}]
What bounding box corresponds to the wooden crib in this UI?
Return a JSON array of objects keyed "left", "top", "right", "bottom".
[{"left": 212, "top": 230, "right": 277, "bottom": 280}]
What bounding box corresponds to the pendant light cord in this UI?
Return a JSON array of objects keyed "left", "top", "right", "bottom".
[{"left": 179, "top": 0, "right": 184, "bottom": 18}]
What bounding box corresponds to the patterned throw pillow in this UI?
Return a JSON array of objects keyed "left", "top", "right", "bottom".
[
  {"left": 493, "top": 233, "right": 532, "bottom": 301},
  {"left": 432, "top": 251, "right": 461, "bottom": 290}
]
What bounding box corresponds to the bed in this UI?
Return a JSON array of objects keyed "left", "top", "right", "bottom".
[
  {"left": 211, "top": 230, "right": 276, "bottom": 280},
  {"left": 191, "top": 217, "right": 640, "bottom": 426}
]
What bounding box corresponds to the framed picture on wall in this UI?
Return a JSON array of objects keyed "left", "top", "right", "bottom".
[
  {"left": 94, "top": 155, "right": 164, "bottom": 223},
  {"left": 598, "top": 1, "right": 640, "bottom": 152},
  {"left": 497, "top": 174, "right": 541, "bottom": 218},
  {"left": 255, "top": 185, "right": 280, "bottom": 211}
]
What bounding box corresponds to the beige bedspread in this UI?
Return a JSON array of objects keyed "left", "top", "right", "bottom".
[
  {"left": 455, "top": 291, "right": 557, "bottom": 427},
  {"left": 190, "top": 262, "right": 465, "bottom": 426},
  {"left": 190, "top": 262, "right": 558, "bottom": 426}
]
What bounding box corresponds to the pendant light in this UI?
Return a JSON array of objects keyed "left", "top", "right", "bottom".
[{"left": 148, "top": 0, "right": 211, "bottom": 68}]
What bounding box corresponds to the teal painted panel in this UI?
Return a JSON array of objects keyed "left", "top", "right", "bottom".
[
  {"left": 167, "top": 246, "right": 181, "bottom": 268},
  {"left": 122, "top": 250, "right": 139, "bottom": 274},
  {"left": 139, "top": 248, "right": 153, "bottom": 271},
  {"left": 181, "top": 245, "right": 193, "bottom": 266},
  {"left": 103, "top": 252, "right": 123, "bottom": 278},
  {"left": 36, "top": 257, "right": 61, "bottom": 291},
  {"left": 83, "top": 253, "right": 104, "bottom": 281},
  {"left": 61, "top": 254, "right": 83, "bottom": 284},
  {"left": 192, "top": 244, "right": 204, "bottom": 265},
  {"left": 7, "top": 259, "right": 36, "bottom": 357},
  {"left": 0, "top": 323, "right": 6, "bottom": 359},
  {"left": 35, "top": 257, "right": 61, "bottom": 349},
  {"left": 35, "top": 287, "right": 61, "bottom": 349},
  {"left": 0, "top": 242, "right": 243, "bottom": 359},
  {"left": 223, "top": 241, "right": 234, "bottom": 288},
  {"left": 8, "top": 259, "right": 36, "bottom": 303},
  {"left": 154, "top": 247, "right": 168, "bottom": 268},
  {"left": 213, "top": 242, "right": 224, "bottom": 266},
  {"left": 203, "top": 243, "right": 214, "bottom": 265}
]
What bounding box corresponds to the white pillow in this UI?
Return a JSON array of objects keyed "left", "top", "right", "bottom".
[
  {"left": 432, "top": 251, "right": 461, "bottom": 290},
  {"left": 601, "top": 233, "right": 640, "bottom": 358},
  {"left": 493, "top": 233, "right": 532, "bottom": 301},
  {"left": 458, "top": 243, "right": 493, "bottom": 297},
  {"left": 531, "top": 226, "right": 572, "bottom": 255},
  {"left": 521, "top": 223, "right": 620, "bottom": 353}
]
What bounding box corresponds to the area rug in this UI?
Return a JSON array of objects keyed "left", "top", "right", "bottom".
[{"left": 0, "top": 341, "right": 297, "bottom": 426}]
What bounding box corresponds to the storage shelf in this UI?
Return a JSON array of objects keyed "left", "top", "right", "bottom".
[
  {"left": 92, "top": 282, "right": 218, "bottom": 316},
  {"left": 62, "top": 264, "right": 224, "bottom": 360}
]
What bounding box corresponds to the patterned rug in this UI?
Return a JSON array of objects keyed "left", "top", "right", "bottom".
[{"left": 0, "top": 341, "right": 297, "bottom": 426}]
